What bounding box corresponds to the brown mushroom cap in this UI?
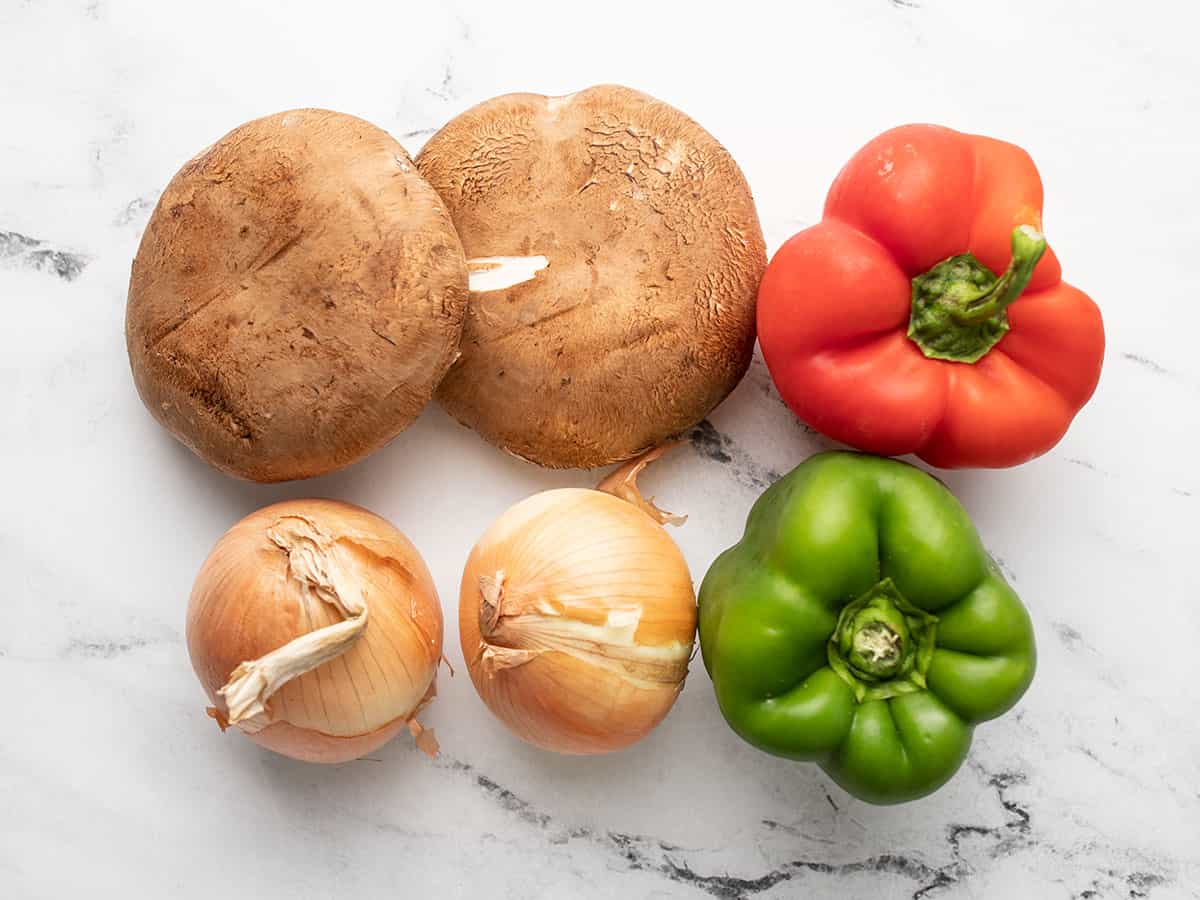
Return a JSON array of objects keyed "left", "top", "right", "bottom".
[
  {"left": 127, "top": 109, "right": 468, "bottom": 482},
  {"left": 416, "top": 85, "right": 766, "bottom": 469}
]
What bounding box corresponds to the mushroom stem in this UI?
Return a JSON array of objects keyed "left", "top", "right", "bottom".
[{"left": 467, "top": 255, "right": 550, "bottom": 292}]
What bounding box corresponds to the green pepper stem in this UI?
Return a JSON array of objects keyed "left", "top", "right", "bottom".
[
  {"left": 955, "top": 225, "right": 1047, "bottom": 324},
  {"left": 828, "top": 578, "right": 939, "bottom": 703},
  {"left": 849, "top": 622, "right": 903, "bottom": 678}
]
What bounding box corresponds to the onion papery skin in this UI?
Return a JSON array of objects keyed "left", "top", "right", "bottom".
[
  {"left": 460, "top": 488, "right": 696, "bottom": 754},
  {"left": 187, "top": 499, "right": 443, "bottom": 763}
]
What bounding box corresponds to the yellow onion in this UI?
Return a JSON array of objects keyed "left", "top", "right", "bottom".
[
  {"left": 459, "top": 447, "right": 696, "bottom": 754},
  {"left": 187, "top": 499, "right": 442, "bottom": 763}
]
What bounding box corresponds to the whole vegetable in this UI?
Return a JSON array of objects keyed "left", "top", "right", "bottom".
[
  {"left": 127, "top": 109, "right": 468, "bottom": 482},
  {"left": 187, "top": 499, "right": 442, "bottom": 763},
  {"left": 417, "top": 85, "right": 766, "bottom": 469},
  {"left": 699, "top": 453, "right": 1035, "bottom": 804},
  {"left": 459, "top": 448, "right": 696, "bottom": 753},
  {"left": 757, "top": 124, "right": 1104, "bottom": 469}
]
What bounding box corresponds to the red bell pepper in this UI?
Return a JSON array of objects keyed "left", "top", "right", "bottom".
[{"left": 757, "top": 125, "right": 1104, "bottom": 468}]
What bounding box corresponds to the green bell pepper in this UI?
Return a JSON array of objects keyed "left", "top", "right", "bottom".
[{"left": 698, "top": 452, "right": 1035, "bottom": 804}]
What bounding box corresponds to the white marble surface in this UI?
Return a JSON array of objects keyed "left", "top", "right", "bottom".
[{"left": 3, "top": 1, "right": 1198, "bottom": 897}]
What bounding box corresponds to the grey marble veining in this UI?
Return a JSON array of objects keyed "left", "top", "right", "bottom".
[
  {"left": 2, "top": 1, "right": 1198, "bottom": 898},
  {"left": 0, "top": 230, "right": 89, "bottom": 281}
]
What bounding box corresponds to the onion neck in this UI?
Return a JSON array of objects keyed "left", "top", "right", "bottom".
[
  {"left": 214, "top": 516, "right": 369, "bottom": 734},
  {"left": 907, "top": 225, "right": 1047, "bottom": 363},
  {"left": 477, "top": 572, "right": 506, "bottom": 640},
  {"left": 596, "top": 444, "right": 686, "bottom": 526},
  {"left": 475, "top": 570, "right": 690, "bottom": 686}
]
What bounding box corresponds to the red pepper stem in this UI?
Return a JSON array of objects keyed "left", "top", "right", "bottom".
[{"left": 955, "top": 225, "right": 1047, "bottom": 325}]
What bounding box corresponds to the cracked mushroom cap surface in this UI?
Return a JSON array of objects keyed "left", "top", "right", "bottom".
[
  {"left": 416, "top": 85, "right": 766, "bottom": 469},
  {"left": 127, "top": 109, "right": 468, "bottom": 483}
]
